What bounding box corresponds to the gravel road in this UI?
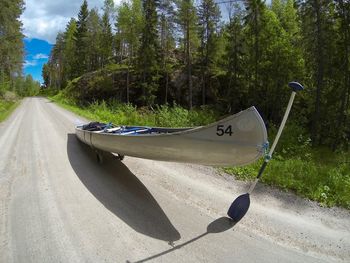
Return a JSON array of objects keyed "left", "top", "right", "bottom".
[{"left": 0, "top": 97, "right": 349, "bottom": 263}]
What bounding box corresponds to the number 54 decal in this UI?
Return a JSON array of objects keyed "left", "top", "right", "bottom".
[{"left": 216, "top": 125, "right": 233, "bottom": 136}]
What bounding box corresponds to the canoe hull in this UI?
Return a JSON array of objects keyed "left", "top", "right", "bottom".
[{"left": 75, "top": 107, "right": 268, "bottom": 166}]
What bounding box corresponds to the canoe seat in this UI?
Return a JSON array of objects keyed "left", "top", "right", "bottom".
[
  {"left": 120, "top": 128, "right": 151, "bottom": 135},
  {"left": 105, "top": 127, "right": 121, "bottom": 133}
]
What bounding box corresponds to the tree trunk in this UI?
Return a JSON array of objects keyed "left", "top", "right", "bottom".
[
  {"left": 186, "top": 17, "right": 192, "bottom": 109},
  {"left": 126, "top": 68, "right": 130, "bottom": 103},
  {"left": 165, "top": 71, "right": 168, "bottom": 104},
  {"left": 311, "top": 0, "right": 324, "bottom": 146},
  {"left": 254, "top": 6, "right": 259, "bottom": 90},
  {"left": 202, "top": 73, "right": 206, "bottom": 105},
  {"left": 332, "top": 0, "right": 350, "bottom": 150}
]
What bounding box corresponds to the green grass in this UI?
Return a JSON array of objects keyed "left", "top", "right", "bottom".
[
  {"left": 223, "top": 148, "right": 350, "bottom": 209},
  {"left": 48, "top": 90, "right": 350, "bottom": 209},
  {"left": 0, "top": 99, "right": 20, "bottom": 122}
]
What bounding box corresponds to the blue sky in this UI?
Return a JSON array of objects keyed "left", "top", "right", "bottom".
[
  {"left": 24, "top": 38, "right": 52, "bottom": 83},
  {"left": 22, "top": 0, "right": 117, "bottom": 83}
]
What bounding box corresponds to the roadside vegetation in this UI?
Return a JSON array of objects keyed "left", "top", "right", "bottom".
[
  {"left": 0, "top": 91, "right": 19, "bottom": 122},
  {"left": 50, "top": 91, "right": 218, "bottom": 127},
  {"left": 223, "top": 125, "right": 350, "bottom": 209}
]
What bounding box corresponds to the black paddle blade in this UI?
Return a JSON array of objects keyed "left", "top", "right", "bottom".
[{"left": 227, "top": 193, "right": 250, "bottom": 222}]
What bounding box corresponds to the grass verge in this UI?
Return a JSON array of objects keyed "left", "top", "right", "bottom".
[
  {"left": 0, "top": 100, "right": 20, "bottom": 123},
  {"left": 223, "top": 148, "right": 350, "bottom": 209}
]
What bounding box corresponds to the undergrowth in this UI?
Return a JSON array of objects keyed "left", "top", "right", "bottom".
[{"left": 50, "top": 91, "right": 218, "bottom": 127}]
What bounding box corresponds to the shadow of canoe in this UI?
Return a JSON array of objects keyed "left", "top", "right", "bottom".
[{"left": 67, "top": 134, "right": 181, "bottom": 242}]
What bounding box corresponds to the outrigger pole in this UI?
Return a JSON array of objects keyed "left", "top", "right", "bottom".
[{"left": 227, "top": 81, "right": 304, "bottom": 222}]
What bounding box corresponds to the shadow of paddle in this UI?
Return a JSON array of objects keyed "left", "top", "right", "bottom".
[
  {"left": 129, "top": 217, "right": 235, "bottom": 263},
  {"left": 66, "top": 134, "right": 180, "bottom": 242}
]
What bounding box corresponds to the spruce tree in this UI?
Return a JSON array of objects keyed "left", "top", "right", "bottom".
[
  {"left": 87, "top": 8, "right": 102, "bottom": 71},
  {"left": 62, "top": 19, "right": 77, "bottom": 84}
]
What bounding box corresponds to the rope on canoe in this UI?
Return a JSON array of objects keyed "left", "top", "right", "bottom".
[
  {"left": 262, "top": 142, "right": 271, "bottom": 162},
  {"left": 103, "top": 122, "right": 112, "bottom": 132}
]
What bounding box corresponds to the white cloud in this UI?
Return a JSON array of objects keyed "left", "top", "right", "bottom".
[
  {"left": 33, "top": 53, "right": 49, "bottom": 59},
  {"left": 21, "top": 0, "right": 121, "bottom": 44},
  {"left": 24, "top": 60, "right": 37, "bottom": 68}
]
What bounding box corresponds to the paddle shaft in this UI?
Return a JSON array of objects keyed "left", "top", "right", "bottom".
[{"left": 248, "top": 91, "right": 297, "bottom": 194}]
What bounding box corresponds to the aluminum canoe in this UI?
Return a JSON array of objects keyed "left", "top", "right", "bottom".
[{"left": 75, "top": 106, "right": 268, "bottom": 166}]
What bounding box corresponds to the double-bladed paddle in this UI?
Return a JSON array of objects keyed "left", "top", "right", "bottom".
[{"left": 227, "top": 81, "right": 304, "bottom": 222}]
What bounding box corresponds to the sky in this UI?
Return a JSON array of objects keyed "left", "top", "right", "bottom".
[
  {"left": 23, "top": 38, "right": 52, "bottom": 83},
  {"left": 22, "top": 0, "right": 120, "bottom": 83}
]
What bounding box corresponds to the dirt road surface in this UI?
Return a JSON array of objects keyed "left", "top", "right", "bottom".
[{"left": 0, "top": 97, "right": 349, "bottom": 263}]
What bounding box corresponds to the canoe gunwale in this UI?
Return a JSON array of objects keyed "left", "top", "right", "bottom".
[
  {"left": 75, "top": 106, "right": 268, "bottom": 166},
  {"left": 76, "top": 106, "right": 263, "bottom": 139}
]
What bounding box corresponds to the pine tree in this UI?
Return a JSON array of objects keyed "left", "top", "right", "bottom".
[
  {"left": 0, "top": 0, "right": 24, "bottom": 89},
  {"left": 332, "top": 0, "right": 350, "bottom": 150},
  {"left": 159, "top": 0, "right": 176, "bottom": 103},
  {"left": 299, "top": 0, "right": 337, "bottom": 145},
  {"left": 197, "top": 0, "right": 221, "bottom": 105},
  {"left": 138, "top": 0, "right": 160, "bottom": 105},
  {"left": 49, "top": 33, "right": 65, "bottom": 89},
  {"left": 73, "top": 0, "right": 89, "bottom": 77},
  {"left": 177, "top": 0, "right": 199, "bottom": 109},
  {"left": 99, "top": 0, "right": 114, "bottom": 67},
  {"left": 244, "top": 0, "right": 266, "bottom": 92},
  {"left": 42, "top": 63, "right": 50, "bottom": 88},
  {"left": 115, "top": 0, "right": 143, "bottom": 102},
  {"left": 224, "top": 9, "right": 247, "bottom": 112}
]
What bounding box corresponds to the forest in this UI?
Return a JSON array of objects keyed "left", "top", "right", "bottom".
[
  {"left": 0, "top": 0, "right": 41, "bottom": 120},
  {"left": 43, "top": 0, "right": 350, "bottom": 151}
]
